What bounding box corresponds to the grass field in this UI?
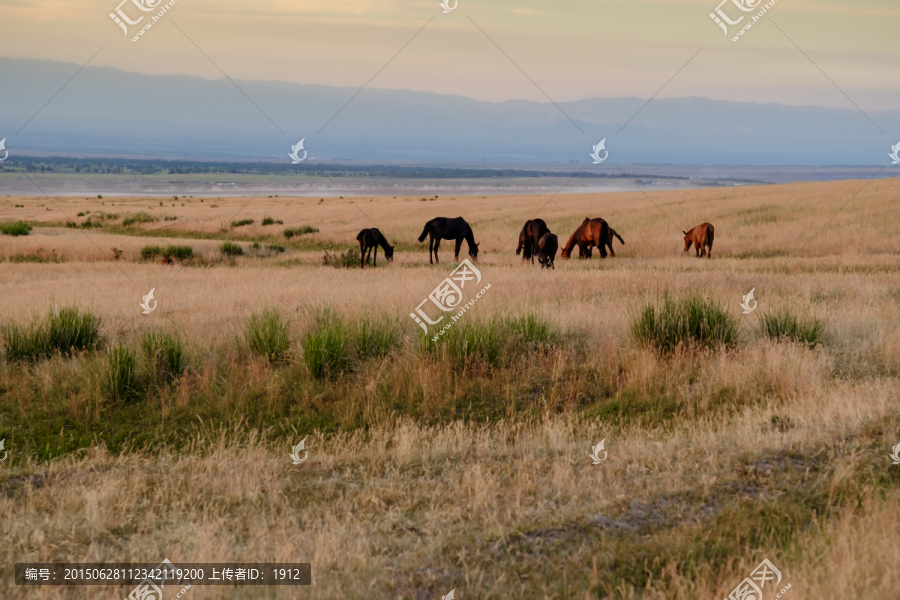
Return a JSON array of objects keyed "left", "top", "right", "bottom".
[{"left": 1, "top": 179, "right": 900, "bottom": 599}]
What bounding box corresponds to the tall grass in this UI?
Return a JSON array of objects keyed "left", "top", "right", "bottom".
[
  {"left": 1, "top": 307, "right": 102, "bottom": 361},
  {"left": 0, "top": 221, "right": 32, "bottom": 236},
  {"left": 141, "top": 245, "right": 194, "bottom": 261},
  {"left": 231, "top": 219, "right": 254, "bottom": 228},
  {"left": 100, "top": 346, "right": 141, "bottom": 403},
  {"left": 122, "top": 212, "right": 156, "bottom": 226},
  {"left": 757, "top": 308, "right": 828, "bottom": 347},
  {"left": 322, "top": 249, "right": 358, "bottom": 268},
  {"left": 245, "top": 309, "right": 291, "bottom": 362},
  {"left": 304, "top": 310, "right": 350, "bottom": 379},
  {"left": 631, "top": 294, "right": 739, "bottom": 352},
  {"left": 141, "top": 331, "right": 188, "bottom": 384}
]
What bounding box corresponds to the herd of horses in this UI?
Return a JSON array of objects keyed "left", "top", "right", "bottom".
[{"left": 355, "top": 217, "right": 715, "bottom": 268}]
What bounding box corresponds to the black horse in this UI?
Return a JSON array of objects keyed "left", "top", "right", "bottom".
[
  {"left": 417, "top": 217, "right": 479, "bottom": 264},
  {"left": 356, "top": 228, "right": 394, "bottom": 268},
  {"left": 515, "top": 218, "right": 550, "bottom": 265}
]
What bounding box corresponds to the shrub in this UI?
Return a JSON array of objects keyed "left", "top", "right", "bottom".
[
  {"left": 631, "top": 294, "right": 739, "bottom": 352},
  {"left": 142, "top": 331, "right": 187, "bottom": 383},
  {"left": 66, "top": 221, "right": 77, "bottom": 228},
  {"left": 262, "top": 217, "right": 276, "bottom": 226},
  {"left": 122, "top": 211, "right": 156, "bottom": 226},
  {"left": 284, "top": 226, "right": 319, "bottom": 238},
  {"left": 100, "top": 346, "right": 141, "bottom": 402},
  {"left": 322, "top": 249, "right": 358, "bottom": 268},
  {"left": 266, "top": 244, "right": 286, "bottom": 254},
  {"left": 304, "top": 310, "right": 350, "bottom": 379},
  {"left": 245, "top": 309, "right": 291, "bottom": 363},
  {"left": 0, "top": 221, "right": 32, "bottom": 236},
  {"left": 76, "top": 212, "right": 85, "bottom": 217},
  {"left": 231, "top": 219, "right": 254, "bottom": 228},
  {"left": 757, "top": 308, "right": 827, "bottom": 347},
  {"left": 163, "top": 245, "right": 193, "bottom": 260},
  {"left": 221, "top": 242, "right": 243, "bottom": 256}
]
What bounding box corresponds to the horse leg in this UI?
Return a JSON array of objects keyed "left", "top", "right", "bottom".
[
  {"left": 706, "top": 240, "right": 713, "bottom": 259},
  {"left": 454, "top": 238, "right": 463, "bottom": 262},
  {"left": 428, "top": 236, "right": 435, "bottom": 264},
  {"left": 360, "top": 243, "right": 366, "bottom": 268},
  {"left": 373, "top": 245, "right": 378, "bottom": 267},
  {"left": 433, "top": 238, "right": 441, "bottom": 264}
]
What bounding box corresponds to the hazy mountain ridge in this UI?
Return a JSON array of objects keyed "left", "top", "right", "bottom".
[{"left": 1, "top": 57, "right": 898, "bottom": 165}]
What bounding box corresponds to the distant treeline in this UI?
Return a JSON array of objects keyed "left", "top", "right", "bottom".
[{"left": 0, "top": 157, "right": 688, "bottom": 180}]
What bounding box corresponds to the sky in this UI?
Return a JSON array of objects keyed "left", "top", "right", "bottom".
[{"left": 1, "top": 0, "right": 899, "bottom": 110}]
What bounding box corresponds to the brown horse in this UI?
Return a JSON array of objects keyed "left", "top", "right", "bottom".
[
  {"left": 560, "top": 218, "right": 610, "bottom": 259},
  {"left": 356, "top": 228, "right": 394, "bottom": 268},
  {"left": 515, "top": 218, "right": 549, "bottom": 265},
  {"left": 683, "top": 222, "right": 714, "bottom": 259},
  {"left": 418, "top": 217, "right": 479, "bottom": 264},
  {"left": 160, "top": 257, "right": 174, "bottom": 265},
  {"left": 578, "top": 227, "right": 625, "bottom": 258},
  {"left": 537, "top": 233, "right": 558, "bottom": 270}
]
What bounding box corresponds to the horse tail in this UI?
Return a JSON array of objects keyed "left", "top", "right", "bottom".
[
  {"left": 417, "top": 223, "right": 430, "bottom": 243},
  {"left": 613, "top": 230, "right": 625, "bottom": 245},
  {"left": 356, "top": 230, "right": 365, "bottom": 242},
  {"left": 707, "top": 225, "right": 714, "bottom": 245}
]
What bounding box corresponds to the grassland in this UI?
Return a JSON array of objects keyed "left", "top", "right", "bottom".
[{"left": 1, "top": 179, "right": 899, "bottom": 599}]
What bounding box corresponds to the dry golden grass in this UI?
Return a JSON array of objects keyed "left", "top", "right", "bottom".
[{"left": 1, "top": 178, "right": 900, "bottom": 598}]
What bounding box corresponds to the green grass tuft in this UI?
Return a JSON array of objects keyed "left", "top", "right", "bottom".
[
  {"left": 141, "top": 331, "right": 188, "bottom": 384},
  {"left": 0, "top": 221, "right": 33, "bottom": 236},
  {"left": 322, "top": 248, "right": 358, "bottom": 268},
  {"left": 245, "top": 309, "right": 291, "bottom": 363},
  {"left": 221, "top": 242, "right": 243, "bottom": 256},
  {"left": 231, "top": 219, "right": 254, "bottom": 228},
  {"left": 100, "top": 346, "right": 141, "bottom": 403},
  {"left": 284, "top": 226, "right": 319, "bottom": 238},
  {"left": 757, "top": 308, "right": 827, "bottom": 347},
  {"left": 304, "top": 310, "right": 351, "bottom": 379},
  {"left": 631, "top": 294, "right": 739, "bottom": 352}
]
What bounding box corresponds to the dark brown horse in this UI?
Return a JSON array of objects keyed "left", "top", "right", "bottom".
[
  {"left": 577, "top": 227, "right": 625, "bottom": 258},
  {"left": 560, "top": 218, "right": 610, "bottom": 259},
  {"left": 683, "top": 222, "right": 714, "bottom": 259},
  {"left": 537, "top": 233, "right": 558, "bottom": 270},
  {"left": 515, "top": 218, "right": 549, "bottom": 265},
  {"left": 356, "top": 228, "right": 394, "bottom": 268},
  {"left": 418, "top": 217, "right": 479, "bottom": 264}
]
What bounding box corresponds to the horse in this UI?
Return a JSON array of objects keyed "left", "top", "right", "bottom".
[
  {"left": 356, "top": 228, "right": 394, "bottom": 268},
  {"left": 160, "top": 257, "right": 174, "bottom": 265},
  {"left": 560, "top": 218, "right": 610, "bottom": 259},
  {"left": 515, "top": 218, "right": 549, "bottom": 265},
  {"left": 683, "top": 222, "right": 714, "bottom": 259},
  {"left": 417, "top": 217, "right": 479, "bottom": 264},
  {"left": 578, "top": 227, "right": 625, "bottom": 258},
  {"left": 537, "top": 233, "right": 558, "bottom": 270}
]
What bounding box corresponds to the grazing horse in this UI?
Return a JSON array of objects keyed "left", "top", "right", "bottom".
[
  {"left": 160, "top": 257, "right": 174, "bottom": 265},
  {"left": 683, "top": 222, "right": 714, "bottom": 259},
  {"left": 560, "top": 218, "right": 610, "bottom": 259},
  {"left": 578, "top": 227, "right": 625, "bottom": 258},
  {"left": 537, "top": 233, "right": 558, "bottom": 270},
  {"left": 515, "top": 218, "right": 549, "bottom": 265},
  {"left": 418, "top": 216, "right": 479, "bottom": 264},
  {"left": 356, "top": 228, "right": 394, "bottom": 268}
]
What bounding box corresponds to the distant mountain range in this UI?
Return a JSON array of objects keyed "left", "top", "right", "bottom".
[{"left": 1, "top": 57, "right": 898, "bottom": 166}]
